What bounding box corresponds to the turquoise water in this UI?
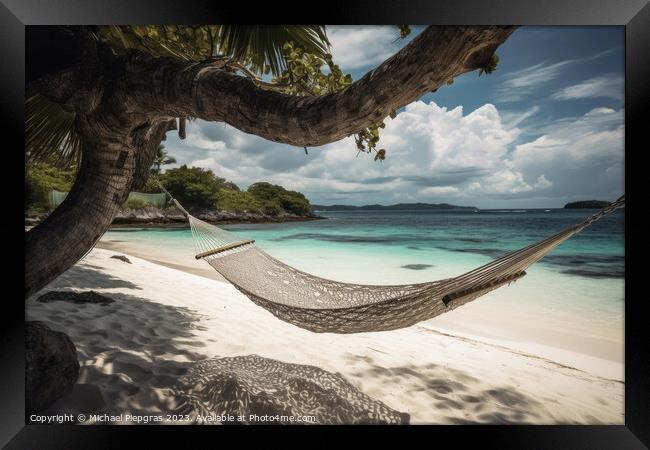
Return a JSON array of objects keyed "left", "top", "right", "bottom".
[{"left": 103, "top": 208, "right": 624, "bottom": 334}]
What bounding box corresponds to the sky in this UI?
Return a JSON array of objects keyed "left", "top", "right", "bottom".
[{"left": 161, "top": 26, "right": 625, "bottom": 209}]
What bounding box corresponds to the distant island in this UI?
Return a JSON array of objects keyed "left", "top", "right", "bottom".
[
  {"left": 564, "top": 200, "right": 611, "bottom": 209},
  {"left": 312, "top": 202, "right": 476, "bottom": 211}
]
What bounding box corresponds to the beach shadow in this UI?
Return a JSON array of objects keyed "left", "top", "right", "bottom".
[
  {"left": 344, "top": 353, "right": 546, "bottom": 424},
  {"left": 28, "top": 290, "right": 210, "bottom": 419},
  {"left": 173, "top": 354, "right": 409, "bottom": 424},
  {"left": 29, "top": 287, "right": 406, "bottom": 424},
  {"left": 52, "top": 264, "right": 141, "bottom": 290}
]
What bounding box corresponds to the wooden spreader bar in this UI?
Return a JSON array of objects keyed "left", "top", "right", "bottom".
[
  {"left": 442, "top": 270, "right": 527, "bottom": 306},
  {"left": 195, "top": 239, "right": 256, "bottom": 260}
]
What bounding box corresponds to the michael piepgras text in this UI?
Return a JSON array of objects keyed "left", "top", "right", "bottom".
[{"left": 29, "top": 413, "right": 317, "bottom": 424}]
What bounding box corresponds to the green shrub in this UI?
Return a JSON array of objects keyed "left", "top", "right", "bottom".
[
  {"left": 157, "top": 165, "right": 226, "bottom": 211},
  {"left": 279, "top": 191, "right": 312, "bottom": 215},
  {"left": 25, "top": 161, "right": 314, "bottom": 218},
  {"left": 215, "top": 189, "right": 262, "bottom": 213},
  {"left": 121, "top": 198, "right": 150, "bottom": 209},
  {"left": 248, "top": 182, "right": 312, "bottom": 215},
  {"left": 259, "top": 199, "right": 284, "bottom": 216},
  {"left": 25, "top": 162, "right": 77, "bottom": 211},
  {"left": 140, "top": 177, "right": 163, "bottom": 193}
]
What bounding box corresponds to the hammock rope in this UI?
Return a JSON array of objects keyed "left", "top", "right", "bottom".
[{"left": 155, "top": 178, "right": 624, "bottom": 334}]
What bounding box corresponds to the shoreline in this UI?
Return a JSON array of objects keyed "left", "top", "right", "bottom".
[
  {"left": 110, "top": 214, "right": 326, "bottom": 227},
  {"left": 26, "top": 248, "right": 624, "bottom": 424},
  {"left": 96, "top": 239, "right": 622, "bottom": 381},
  {"left": 96, "top": 240, "right": 226, "bottom": 282},
  {"left": 26, "top": 209, "right": 327, "bottom": 228}
]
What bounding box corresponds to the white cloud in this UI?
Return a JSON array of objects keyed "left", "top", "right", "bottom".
[
  {"left": 551, "top": 74, "right": 623, "bottom": 101},
  {"left": 419, "top": 186, "right": 460, "bottom": 196},
  {"left": 534, "top": 174, "right": 553, "bottom": 189},
  {"left": 495, "top": 60, "right": 573, "bottom": 102},
  {"left": 467, "top": 169, "right": 533, "bottom": 194},
  {"left": 327, "top": 26, "right": 402, "bottom": 71},
  {"left": 500, "top": 106, "right": 541, "bottom": 127},
  {"left": 162, "top": 101, "right": 623, "bottom": 208},
  {"left": 509, "top": 107, "right": 623, "bottom": 168},
  {"left": 495, "top": 48, "right": 619, "bottom": 103},
  {"left": 506, "top": 61, "right": 572, "bottom": 89}
]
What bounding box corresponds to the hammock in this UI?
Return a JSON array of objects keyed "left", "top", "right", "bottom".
[{"left": 158, "top": 182, "right": 624, "bottom": 334}]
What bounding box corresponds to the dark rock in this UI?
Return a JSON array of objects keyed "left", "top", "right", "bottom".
[
  {"left": 111, "top": 206, "right": 323, "bottom": 225},
  {"left": 25, "top": 321, "right": 80, "bottom": 414},
  {"left": 173, "top": 355, "right": 409, "bottom": 425},
  {"left": 110, "top": 255, "right": 131, "bottom": 264},
  {"left": 37, "top": 290, "right": 115, "bottom": 306}
]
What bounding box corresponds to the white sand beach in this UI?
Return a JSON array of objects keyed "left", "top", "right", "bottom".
[{"left": 26, "top": 247, "right": 624, "bottom": 424}]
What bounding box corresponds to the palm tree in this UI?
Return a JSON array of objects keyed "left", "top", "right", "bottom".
[
  {"left": 25, "top": 25, "right": 516, "bottom": 297},
  {"left": 151, "top": 144, "right": 177, "bottom": 175}
]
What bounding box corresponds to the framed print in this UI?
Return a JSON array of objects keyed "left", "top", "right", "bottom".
[{"left": 1, "top": 0, "right": 646, "bottom": 447}]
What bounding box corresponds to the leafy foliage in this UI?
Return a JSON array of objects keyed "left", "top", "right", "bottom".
[
  {"left": 156, "top": 168, "right": 313, "bottom": 215},
  {"left": 479, "top": 53, "right": 500, "bottom": 76},
  {"left": 28, "top": 24, "right": 497, "bottom": 171},
  {"left": 216, "top": 26, "right": 330, "bottom": 77},
  {"left": 215, "top": 189, "right": 262, "bottom": 214},
  {"left": 121, "top": 197, "right": 150, "bottom": 209},
  {"left": 248, "top": 182, "right": 312, "bottom": 216},
  {"left": 272, "top": 42, "right": 352, "bottom": 95},
  {"left": 27, "top": 26, "right": 331, "bottom": 168},
  {"left": 158, "top": 165, "right": 227, "bottom": 210},
  {"left": 150, "top": 144, "right": 177, "bottom": 175},
  {"left": 273, "top": 42, "right": 393, "bottom": 161},
  {"left": 398, "top": 25, "right": 412, "bottom": 39},
  {"left": 97, "top": 25, "right": 330, "bottom": 77},
  {"left": 27, "top": 160, "right": 314, "bottom": 216},
  {"left": 26, "top": 94, "right": 81, "bottom": 167},
  {"left": 25, "top": 162, "right": 77, "bottom": 211}
]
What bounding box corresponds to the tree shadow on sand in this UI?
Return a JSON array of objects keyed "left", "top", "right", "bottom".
[
  {"left": 28, "top": 290, "right": 209, "bottom": 419},
  {"left": 49, "top": 263, "right": 142, "bottom": 290},
  {"left": 344, "top": 353, "right": 559, "bottom": 424},
  {"left": 28, "top": 285, "right": 407, "bottom": 424}
]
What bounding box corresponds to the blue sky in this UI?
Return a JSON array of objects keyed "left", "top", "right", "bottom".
[{"left": 162, "top": 26, "right": 625, "bottom": 208}]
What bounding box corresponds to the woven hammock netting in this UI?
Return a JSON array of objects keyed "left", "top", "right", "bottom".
[{"left": 159, "top": 184, "right": 624, "bottom": 334}]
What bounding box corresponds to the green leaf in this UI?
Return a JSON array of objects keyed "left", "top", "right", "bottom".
[
  {"left": 26, "top": 94, "right": 80, "bottom": 168},
  {"left": 398, "top": 25, "right": 411, "bottom": 39}
]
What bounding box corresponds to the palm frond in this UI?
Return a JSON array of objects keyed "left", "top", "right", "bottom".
[
  {"left": 216, "top": 25, "right": 330, "bottom": 76},
  {"left": 26, "top": 94, "right": 81, "bottom": 168},
  {"left": 97, "top": 26, "right": 218, "bottom": 62},
  {"left": 97, "top": 26, "right": 330, "bottom": 77},
  {"left": 26, "top": 26, "right": 331, "bottom": 169}
]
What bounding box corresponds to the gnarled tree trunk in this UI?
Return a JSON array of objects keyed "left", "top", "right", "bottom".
[
  {"left": 25, "top": 25, "right": 516, "bottom": 297},
  {"left": 25, "top": 109, "right": 173, "bottom": 297}
]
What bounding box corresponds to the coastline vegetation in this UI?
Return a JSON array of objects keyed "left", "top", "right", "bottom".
[
  {"left": 150, "top": 165, "right": 313, "bottom": 216},
  {"left": 25, "top": 161, "right": 76, "bottom": 212},
  {"left": 26, "top": 161, "right": 314, "bottom": 218}
]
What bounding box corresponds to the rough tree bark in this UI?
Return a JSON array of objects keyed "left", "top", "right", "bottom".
[
  {"left": 24, "top": 112, "right": 173, "bottom": 297},
  {"left": 119, "top": 26, "right": 516, "bottom": 146},
  {"left": 25, "top": 26, "right": 516, "bottom": 298}
]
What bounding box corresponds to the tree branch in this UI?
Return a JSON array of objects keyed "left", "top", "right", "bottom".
[{"left": 120, "top": 26, "right": 516, "bottom": 147}]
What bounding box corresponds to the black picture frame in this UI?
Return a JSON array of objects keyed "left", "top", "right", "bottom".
[{"left": 2, "top": 0, "right": 645, "bottom": 447}]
